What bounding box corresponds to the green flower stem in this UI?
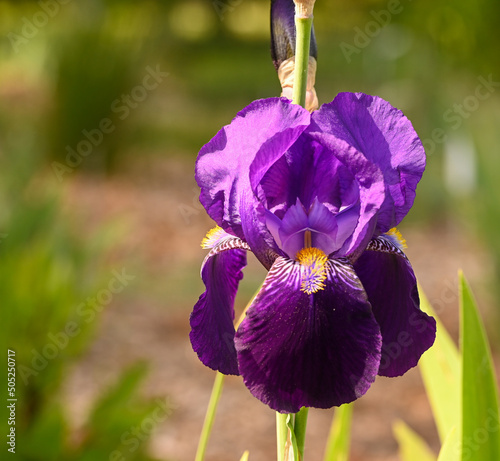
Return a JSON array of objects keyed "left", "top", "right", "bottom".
[
  {"left": 281, "top": 7, "right": 314, "bottom": 460},
  {"left": 276, "top": 412, "right": 289, "bottom": 461},
  {"left": 294, "top": 407, "right": 309, "bottom": 460},
  {"left": 194, "top": 371, "right": 225, "bottom": 461},
  {"left": 292, "top": 15, "right": 313, "bottom": 108}
]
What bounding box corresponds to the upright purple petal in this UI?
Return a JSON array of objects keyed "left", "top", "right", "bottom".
[
  {"left": 235, "top": 257, "right": 382, "bottom": 413},
  {"left": 196, "top": 98, "right": 310, "bottom": 240},
  {"left": 240, "top": 195, "right": 283, "bottom": 270},
  {"left": 264, "top": 196, "right": 358, "bottom": 259},
  {"left": 354, "top": 236, "right": 436, "bottom": 377},
  {"left": 255, "top": 134, "right": 360, "bottom": 215},
  {"left": 311, "top": 92, "right": 425, "bottom": 233},
  {"left": 303, "top": 129, "right": 386, "bottom": 258},
  {"left": 190, "top": 233, "right": 250, "bottom": 375},
  {"left": 276, "top": 198, "right": 309, "bottom": 257},
  {"left": 308, "top": 197, "right": 357, "bottom": 255}
]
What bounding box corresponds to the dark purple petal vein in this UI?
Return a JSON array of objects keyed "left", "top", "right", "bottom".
[{"left": 235, "top": 257, "right": 382, "bottom": 412}]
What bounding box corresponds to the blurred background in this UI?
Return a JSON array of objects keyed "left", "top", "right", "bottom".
[{"left": 1, "top": 0, "right": 499, "bottom": 460}]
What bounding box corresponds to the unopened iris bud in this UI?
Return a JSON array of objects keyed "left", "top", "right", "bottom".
[
  {"left": 270, "top": 0, "right": 317, "bottom": 70},
  {"left": 271, "top": 0, "right": 318, "bottom": 111}
]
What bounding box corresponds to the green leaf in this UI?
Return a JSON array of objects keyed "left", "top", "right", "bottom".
[
  {"left": 418, "top": 288, "right": 461, "bottom": 442},
  {"left": 89, "top": 362, "right": 150, "bottom": 428},
  {"left": 323, "top": 403, "right": 353, "bottom": 461},
  {"left": 294, "top": 407, "right": 309, "bottom": 461},
  {"left": 277, "top": 413, "right": 289, "bottom": 461},
  {"left": 285, "top": 414, "right": 299, "bottom": 461},
  {"left": 460, "top": 272, "right": 500, "bottom": 461},
  {"left": 196, "top": 372, "right": 225, "bottom": 461},
  {"left": 17, "top": 403, "right": 66, "bottom": 460},
  {"left": 393, "top": 420, "right": 437, "bottom": 461},
  {"left": 437, "top": 427, "right": 460, "bottom": 461}
]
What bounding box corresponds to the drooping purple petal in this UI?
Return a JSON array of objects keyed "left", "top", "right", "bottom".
[
  {"left": 311, "top": 92, "right": 425, "bottom": 233},
  {"left": 235, "top": 257, "right": 382, "bottom": 413},
  {"left": 190, "top": 233, "right": 250, "bottom": 375},
  {"left": 354, "top": 236, "right": 436, "bottom": 377},
  {"left": 196, "top": 98, "right": 310, "bottom": 240}
]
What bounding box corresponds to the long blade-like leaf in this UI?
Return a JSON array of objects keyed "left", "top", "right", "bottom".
[
  {"left": 437, "top": 427, "right": 459, "bottom": 461},
  {"left": 323, "top": 403, "right": 353, "bottom": 461},
  {"left": 419, "top": 288, "right": 461, "bottom": 442},
  {"left": 393, "top": 420, "right": 437, "bottom": 461},
  {"left": 460, "top": 272, "right": 500, "bottom": 461}
]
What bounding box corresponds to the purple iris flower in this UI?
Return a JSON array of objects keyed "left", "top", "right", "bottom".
[{"left": 190, "top": 93, "right": 436, "bottom": 413}]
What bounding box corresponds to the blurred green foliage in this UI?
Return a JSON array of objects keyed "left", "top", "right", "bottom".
[
  {"left": 1, "top": 0, "right": 500, "bottom": 224},
  {"left": 1, "top": 0, "right": 500, "bottom": 455},
  {"left": 0, "top": 134, "right": 166, "bottom": 460}
]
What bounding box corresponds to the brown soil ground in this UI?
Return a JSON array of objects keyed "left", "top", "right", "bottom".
[{"left": 62, "top": 157, "right": 497, "bottom": 461}]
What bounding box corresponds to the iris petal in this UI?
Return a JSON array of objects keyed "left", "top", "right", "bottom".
[
  {"left": 240, "top": 196, "right": 282, "bottom": 269},
  {"left": 308, "top": 197, "right": 350, "bottom": 255},
  {"left": 256, "top": 136, "right": 361, "bottom": 215},
  {"left": 304, "top": 130, "right": 385, "bottom": 258},
  {"left": 278, "top": 198, "right": 309, "bottom": 258},
  {"left": 354, "top": 236, "right": 436, "bottom": 377},
  {"left": 311, "top": 92, "right": 426, "bottom": 233},
  {"left": 196, "top": 98, "right": 310, "bottom": 240},
  {"left": 190, "top": 232, "right": 250, "bottom": 375},
  {"left": 265, "top": 197, "right": 356, "bottom": 259},
  {"left": 235, "top": 257, "right": 382, "bottom": 413}
]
